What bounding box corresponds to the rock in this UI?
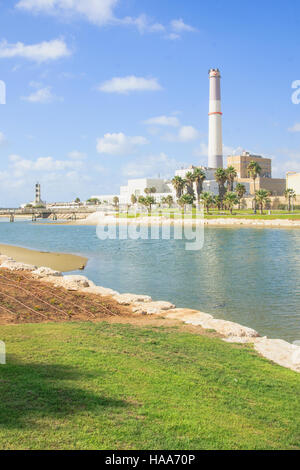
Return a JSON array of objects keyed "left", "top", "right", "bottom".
[
  {"left": 132, "top": 300, "right": 175, "bottom": 315},
  {"left": 32, "top": 267, "right": 62, "bottom": 278},
  {"left": 81, "top": 286, "right": 119, "bottom": 297},
  {"left": 0, "top": 255, "right": 13, "bottom": 264},
  {"left": 254, "top": 338, "right": 300, "bottom": 373},
  {"left": 60, "top": 275, "right": 92, "bottom": 290},
  {"left": 165, "top": 309, "right": 213, "bottom": 322},
  {"left": 184, "top": 316, "right": 259, "bottom": 338},
  {"left": 113, "top": 293, "right": 152, "bottom": 305},
  {"left": 0, "top": 260, "right": 36, "bottom": 271}
]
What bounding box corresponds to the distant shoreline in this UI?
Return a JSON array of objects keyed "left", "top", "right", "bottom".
[
  {"left": 52, "top": 215, "right": 300, "bottom": 229},
  {"left": 0, "top": 243, "right": 87, "bottom": 272}
]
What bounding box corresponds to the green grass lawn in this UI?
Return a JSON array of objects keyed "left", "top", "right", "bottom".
[
  {"left": 0, "top": 321, "right": 299, "bottom": 450},
  {"left": 117, "top": 209, "right": 300, "bottom": 220}
]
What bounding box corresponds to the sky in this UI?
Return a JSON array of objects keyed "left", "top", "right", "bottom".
[{"left": 0, "top": 0, "right": 300, "bottom": 206}]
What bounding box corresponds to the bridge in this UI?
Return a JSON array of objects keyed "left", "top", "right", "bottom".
[{"left": 0, "top": 207, "right": 97, "bottom": 222}]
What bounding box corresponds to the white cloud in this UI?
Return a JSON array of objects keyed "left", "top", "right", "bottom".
[
  {"left": 163, "top": 125, "right": 199, "bottom": 143},
  {"left": 171, "top": 18, "right": 197, "bottom": 33},
  {"left": 22, "top": 86, "right": 61, "bottom": 103},
  {"left": 17, "top": 1, "right": 165, "bottom": 34},
  {"left": 144, "top": 115, "right": 180, "bottom": 127},
  {"left": 10, "top": 154, "right": 83, "bottom": 174},
  {"left": 68, "top": 150, "right": 87, "bottom": 160},
  {"left": 288, "top": 123, "right": 300, "bottom": 133},
  {"left": 123, "top": 152, "right": 185, "bottom": 178},
  {"left": 0, "top": 132, "right": 6, "bottom": 144},
  {"left": 166, "top": 33, "right": 181, "bottom": 41},
  {"left": 97, "top": 132, "right": 149, "bottom": 155},
  {"left": 0, "top": 38, "right": 71, "bottom": 63},
  {"left": 121, "top": 14, "right": 165, "bottom": 34},
  {"left": 98, "top": 76, "right": 162, "bottom": 94},
  {"left": 178, "top": 126, "right": 199, "bottom": 142},
  {"left": 16, "top": 0, "right": 117, "bottom": 25}
]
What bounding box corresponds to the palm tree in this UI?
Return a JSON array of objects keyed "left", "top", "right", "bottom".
[
  {"left": 247, "top": 161, "right": 261, "bottom": 213},
  {"left": 131, "top": 194, "right": 137, "bottom": 205},
  {"left": 178, "top": 193, "right": 194, "bottom": 212},
  {"left": 235, "top": 183, "right": 246, "bottom": 209},
  {"left": 201, "top": 192, "right": 214, "bottom": 214},
  {"left": 247, "top": 161, "right": 262, "bottom": 191},
  {"left": 255, "top": 189, "right": 271, "bottom": 214},
  {"left": 284, "top": 188, "right": 296, "bottom": 212},
  {"left": 193, "top": 168, "right": 206, "bottom": 204},
  {"left": 226, "top": 166, "right": 237, "bottom": 191},
  {"left": 224, "top": 191, "right": 239, "bottom": 215},
  {"left": 214, "top": 195, "right": 222, "bottom": 211},
  {"left": 138, "top": 195, "right": 155, "bottom": 214},
  {"left": 171, "top": 176, "right": 185, "bottom": 200},
  {"left": 184, "top": 171, "right": 195, "bottom": 197},
  {"left": 162, "top": 195, "right": 174, "bottom": 208},
  {"left": 113, "top": 196, "right": 119, "bottom": 208},
  {"left": 215, "top": 168, "right": 228, "bottom": 203}
]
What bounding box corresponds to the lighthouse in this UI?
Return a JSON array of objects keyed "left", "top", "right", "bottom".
[{"left": 208, "top": 68, "right": 223, "bottom": 168}]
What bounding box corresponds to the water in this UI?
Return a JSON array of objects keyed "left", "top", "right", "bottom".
[{"left": 0, "top": 219, "right": 299, "bottom": 342}]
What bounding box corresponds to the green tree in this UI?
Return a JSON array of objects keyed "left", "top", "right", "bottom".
[
  {"left": 178, "top": 193, "right": 194, "bottom": 211},
  {"left": 193, "top": 168, "right": 206, "bottom": 203},
  {"left": 235, "top": 183, "right": 246, "bottom": 209},
  {"left": 214, "top": 168, "right": 228, "bottom": 202},
  {"left": 86, "top": 198, "right": 100, "bottom": 205},
  {"left": 171, "top": 176, "right": 185, "bottom": 200},
  {"left": 247, "top": 161, "right": 261, "bottom": 213},
  {"left": 184, "top": 171, "right": 195, "bottom": 197},
  {"left": 226, "top": 166, "right": 237, "bottom": 191},
  {"left": 224, "top": 191, "right": 239, "bottom": 215},
  {"left": 74, "top": 197, "right": 81, "bottom": 204},
  {"left": 113, "top": 196, "right": 119, "bottom": 208},
  {"left": 145, "top": 187, "right": 157, "bottom": 195},
  {"left": 284, "top": 188, "right": 296, "bottom": 212},
  {"left": 214, "top": 195, "right": 222, "bottom": 211},
  {"left": 201, "top": 192, "right": 214, "bottom": 214},
  {"left": 130, "top": 194, "right": 137, "bottom": 205},
  {"left": 161, "top": 195, "right": 174, "bottom": 208},
  {"left": 138, "top": 195, "right": 155, "bottom": 213},
  {"left": 255, "top": 189, "right": 271, "bottom": 214}
]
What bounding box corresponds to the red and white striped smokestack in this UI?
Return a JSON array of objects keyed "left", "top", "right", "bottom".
[{"left": 208, "top": 68, "right": 223, "bottom": 168}]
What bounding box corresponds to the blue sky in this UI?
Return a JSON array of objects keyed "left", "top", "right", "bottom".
[{"left": 0, "top": 0, "right": 300, "bottom": 205}]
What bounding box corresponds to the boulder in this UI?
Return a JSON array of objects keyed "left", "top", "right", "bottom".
[
  {"left": 132, "top": 300, "right": 175, "bottom": 315},
  {"left": 183, "top": 315, "right": 259, "bottom": 338},
  {"left": 113, "top": 293, "right": 152, "bottom": 305},
  {"left": 254, "top": 338, "right": 300, "bottom": 373},
  {"left": 32, "top": 267, "right": 62, "bottom": 278},
  {"left": 60, "top": 275, "right": 92, "bottom": 290},
  {"left": 81, "top": 286, "right": 119, "bottom": 297},
  {"left": 0, "top": 255, "right": 13, "bottom": 264},
  {"left": 0, "top": 260, "right": 36, "bottom": 271}
]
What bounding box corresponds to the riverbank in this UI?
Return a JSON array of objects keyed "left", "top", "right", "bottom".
[
  {"left": 56, "top": 212, "right": 300, "bottom": 228},
  {"left": 0, "top": 253, "right": 299, "bottom": 373},
  {"left": 0, "top": 244, "right": 87, "bottom": 272}
]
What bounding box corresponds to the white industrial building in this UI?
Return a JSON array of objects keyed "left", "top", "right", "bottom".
[{"left": 90, "top": 68, "right": 251, "bottom": 206}]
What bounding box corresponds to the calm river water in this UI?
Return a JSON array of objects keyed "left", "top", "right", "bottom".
[{"left": 0, "top": 219, "right": 299, "bottom": 342}]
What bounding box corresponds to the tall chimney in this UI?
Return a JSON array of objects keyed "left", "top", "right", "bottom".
[{"left": 208, "top": 68, "right": 223, "bottom": 168}]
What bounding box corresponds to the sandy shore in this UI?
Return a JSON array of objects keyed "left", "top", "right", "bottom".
[
  {"left": 0, "top": 244, "right": 87, "bottom": 272},
  {"left": 54, "top": 213, "right": 300, "bottom": 229}
]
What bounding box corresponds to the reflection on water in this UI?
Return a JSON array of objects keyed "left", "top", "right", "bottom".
[{"left": 0, "top": 220, "right": 299, "bottom": 342}]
